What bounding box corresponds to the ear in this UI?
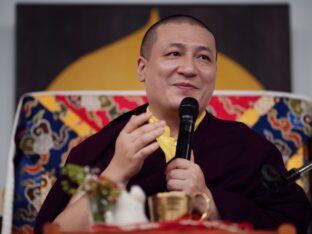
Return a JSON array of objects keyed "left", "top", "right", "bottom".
[{"left": 137, "top": 56, "right": 147, "bottom": 82}]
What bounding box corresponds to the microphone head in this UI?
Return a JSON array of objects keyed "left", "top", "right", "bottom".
[{"left": 179, "top": 97, "right": 199, "bottom": 120}]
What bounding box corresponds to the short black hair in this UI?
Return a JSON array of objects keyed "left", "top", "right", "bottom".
[{"left": 140, "top": 14, "right": 217, "bottom": 59}]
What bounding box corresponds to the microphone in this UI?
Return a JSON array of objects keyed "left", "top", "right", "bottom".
[
  {"left": 175, "top": 97, "right": 199, "bottom": 160},
  {"left": 261, "top": 162, "right": 312, "bottom": 193}
]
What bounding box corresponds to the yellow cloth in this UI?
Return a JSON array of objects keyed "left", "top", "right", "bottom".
[{"left": 148, "top": 107, "right": 206, "bottom": 162}]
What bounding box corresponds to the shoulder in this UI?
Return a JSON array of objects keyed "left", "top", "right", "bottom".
[
  {"left": 199, "top": 113, "right": 286, "bottom": 177},
  {"left": 201, "top": 112, "right": 264, "bottom": 140},
  {"left": 199, "top": 112, "right": 282, "bottom": 161}
]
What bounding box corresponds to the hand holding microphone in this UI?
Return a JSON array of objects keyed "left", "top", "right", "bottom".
[{"left": 166, "top": 97, "right": 220, "bottom": 219}]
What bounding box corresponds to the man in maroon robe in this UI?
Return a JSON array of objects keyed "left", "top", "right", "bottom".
[{"left": 34, "top": 15, "right": 312, "bottom": 234}]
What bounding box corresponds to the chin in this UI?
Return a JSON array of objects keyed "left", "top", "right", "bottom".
[
  {"left": 164, "top": 99, "right": 179, "bottom": 112},
  {"left": 166, "top": 91, "right": 199, "bottom": 109},
  {"left": 170, "top": 96, "right": 193, "bottom": 109},
  {"left": 180, "top": 95, "right": 199, "bottom": 103}
]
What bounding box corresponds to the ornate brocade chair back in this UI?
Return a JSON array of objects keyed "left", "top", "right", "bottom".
[{"left": 2, "top": 90, "right": 312, "bottom": 234}]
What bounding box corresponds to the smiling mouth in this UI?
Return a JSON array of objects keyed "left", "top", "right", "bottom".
[{"left": 173, "top": 82, "right": 198, "bottom": 89}]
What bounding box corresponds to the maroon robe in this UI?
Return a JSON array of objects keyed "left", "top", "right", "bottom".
[{"left": 34, "top": 104, "right": 312, "bottom": 234}]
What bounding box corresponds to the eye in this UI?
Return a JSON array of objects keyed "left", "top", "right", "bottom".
[
  {"left": 166, "top": 51, "right": 181, "bottom": 57},
  {"left": 198, "top": 54, "right": 210, "bottom": 61}
]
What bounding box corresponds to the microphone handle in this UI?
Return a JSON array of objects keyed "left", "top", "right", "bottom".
[
  {"left": 281, "top": 162, "right": 312, "bottom": 185},
  {"left": 262, "top": 161, "right": 312, "bottom": 193},
  {"left": 281, "top": 168, "right": 301, "bottom": 185},
  {"left": 175, "top": 118, "right": 195, "bottom": 160}
]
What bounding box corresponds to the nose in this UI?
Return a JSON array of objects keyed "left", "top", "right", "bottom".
[{"left": 177, "top": 56, "right": 197, "bottom": 78}]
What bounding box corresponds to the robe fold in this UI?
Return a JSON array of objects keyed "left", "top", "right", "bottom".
[{"left": 34, "top": 104, "right": 312, "bottom": 234}]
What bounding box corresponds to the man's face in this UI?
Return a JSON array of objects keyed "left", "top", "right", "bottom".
[{"left": 137, "top": 22, "right": 217, "bottom": 117}]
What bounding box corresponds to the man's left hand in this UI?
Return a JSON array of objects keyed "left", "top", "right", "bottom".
[
  {"left": 165, "top": 156, "right": 220, "bottom": 220},
  {"left": 165, "top": 157, "right": 206, "bottom": 195}
]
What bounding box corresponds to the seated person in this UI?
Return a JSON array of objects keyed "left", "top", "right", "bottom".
[{"left": 34, "top": 15, "right": 312, "bottom": 234}]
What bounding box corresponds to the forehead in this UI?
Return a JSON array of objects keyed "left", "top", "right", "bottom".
[{"left": 154, "top": 22, "right": 216, "bottom": 50}]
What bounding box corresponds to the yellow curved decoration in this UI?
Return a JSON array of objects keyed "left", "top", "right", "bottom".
[
  {"left": 216, "top": 55, "right": 263, "bottom": 90},
  {"left": 48, "top": 9, "right": 263, "bottom": 91},
  {"left": 48, "top": 10, "right": 160, "bottom": 90}
]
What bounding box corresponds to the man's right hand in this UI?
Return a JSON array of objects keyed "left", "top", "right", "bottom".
[{"left": 102, "top": 112, "right": 165, "bottom": 184}]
